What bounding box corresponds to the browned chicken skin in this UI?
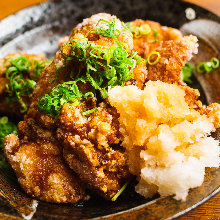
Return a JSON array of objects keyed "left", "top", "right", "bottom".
[
  {"left": 4, "top": 13, "right": 138, "bottom": 202},
  {"left": 3, "top": 13, "right": 220, "bottom": 204},
  {"left": 58, "top": 103, "right": 130, "bottom": 199},
  {"left": 145, "top": 35, "right": 201, "bottom": 107},
  {"left": 4, "top": 134, "right": 85, "bottom": 203},
  {"left": 130, "top": 19, "right": 182, "bottom": 59}
]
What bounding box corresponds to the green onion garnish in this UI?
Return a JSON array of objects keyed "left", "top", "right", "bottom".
[
  {"left": 38, "top": 80, "right": 94, "bottom": 118},
  {"left": 153, "top": 29, "right": 159, "bottom": 42},
  {"left": 0, "top": 116, "right": 17, "bottom": 170},
  {"left": 128, "top": 24, "right": 152, "bottom": 39},
  {"left": 181, "top": 62, "right": 194, "bottom": 84},
  {"left": 132, "top": 26, "right": 142, "bottom": 38},
  {"left": 0, "top": 116, "right": 17, "bottom": 149},
  {"left": 82, "top": 107, "right": 97, "bottom": 116},
  {"left": 211, "top": 57, "right": 219, "bottom": 69},
  {"left": 197, "top": 62, "right": 206, "bottom": 73},
  {"left": 4, "top": 55, "right": 49, "bottom": 113},
  {"left": 147, "top": 51, "right": 161, "bottom": 65},
  {"left": 67, "top": 38, "right": 142, "bottom": 92},
  {"left": 126, "top": 23, "right": 159, "bottom": 43},
  {"left": 197, "top": 57, "right": 219, "bottom": 74},
  {"left": 140, "top": 24, "right": 151, "bottom": 35},
  {"left": 38, "top": 31, "right": 144, "bottom": 118},
  {"left": 96, "top": 18, "right": 120, "bottom": 39},
  {"left": 111, "top": 181, "right": 129, "bottom": 201},
  {"left": 33, "top": 59, "right": 51, "bottom": 79}
]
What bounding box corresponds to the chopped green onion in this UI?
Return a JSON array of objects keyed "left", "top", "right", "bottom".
[
  {"left": 140, "top": 24, "right": 151, "bottom": 35},
  {"left": 33, "top": 59, "right": 51, "bottom": 79},
  {"left": 82, "top": 107, "right": 97, "bottom": 116},
  {"left": 111, "top": 181, "right": 129, "bottom": 201},
  {"left": 132, "top": 26, "right": 142, "bottom": 38},
  {"left": 96, "top": 18, "right": 120, "bottom": 39},
  {"left": 73, "top": 203, "right": 84, "bottom": 207},
  {"left": 4, "top": 55, "right": 50, "bottom": 113},
  {"left": 204, "top": 62, "right": 213, "bottom": 73},
  {"left": 0, "top": 116, "right": 8, "bottom": 124},
  {"left": 38, "top": 80, "right": 94, "bottom": 118},
  {"left": 153, "top": 29, "right": 159, "bottom": 42},
  {"left": 196, "top": 57, "right": 219, "bottom": 74},
  {"left": 128, "top": 24, "right": 152, "bottom": 38},
  {"left": 211, "top": 57, "right": 219, "bottom": 69},
  {"left": 61, "top": 38, "right": 143, "bottom": 98},
  {"left": 127, "top": 23, "right": 159, "bottom": 43},
  {"left": 0, "top": 116, "right": 17, "bottom": 170},
  {"left": 41, "top": 30, "right": 144, "bottom": 119},
  {"left": 197, "top": 62, "right": 206, "bottom": 73},
  {"left": 10, "top": 56, "right": 30, "bottom": 72},
  {"left": 0, "top": 116, "right": 17, "bottom": 149},
  {"left": 181, "top": 62, "right": 194, "bottom": 84},
  {"left": 147, "top": 51, "right": 161, "bottom": 65}
]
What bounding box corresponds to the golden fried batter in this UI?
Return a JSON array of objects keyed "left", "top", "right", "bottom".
[
  {"left": 144, "top": 35, "right": 220, "bottom": 127},
  {"left": 11, "top": 13, "right": 135, "bottom": 201},
  {"left": 57, "top": 103, "right": 130, "bottom": 199},
  {"left": 4, "top": 134, "right": 85, "bottom": 203},
  {"left": 27, "top": 13, "right": 147, "bottom": 123},
  {"left": 130, "top": 19, "right": 182, "bottom": 59},
  {"left": 146, "top": 35, "right": 198, "bottom": 84},
  {"left": 145, "top": 35, "right": 201, "bottom": 107}
]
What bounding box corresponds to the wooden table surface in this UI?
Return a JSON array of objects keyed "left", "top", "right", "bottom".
[{"left": 0, "top": 0, "right": 219, "bottom": 219}]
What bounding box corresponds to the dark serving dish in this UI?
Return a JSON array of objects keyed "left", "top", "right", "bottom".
[{"left": 0, "top": 0, "right": 219, "bottom": 219}]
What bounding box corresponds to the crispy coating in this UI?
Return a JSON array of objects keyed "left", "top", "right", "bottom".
[
  {"left": 130, "top": 19, "right": 182, "bottom": 59},
  {"left": 57, "top": 103, "right": 130, "bottom": 199},
  {"left": 145, "top": 35, "right": 201, "bottom": 107},
  {"left": 17, "top": 13, "right": 134, "bottom": 201},
  {"left": 146, "top": 35, "right": 198, "bottom": 84},
  {"left": 129, "top": 20, "right": 201, "bottom": 106},
  {"left": 144, "top": 35, "right": 220, "bottom": 128},
  {"left": 0, "top": 53, "right": 48, "bottom": 117},
  {"left": 196, "top": 102, "right": 220, "bottom": 128},
  {"left": 58, "top": 36, "right": 69, "bottom": 49},
  {"left": 71, "top": 13, "right": 133, "bottom": 51},
  {"left": 27, "top": 13, "right": 147, "bottom": 123},
  {"left": 4, "top": 134, "right": 85, "bottom": 203}
]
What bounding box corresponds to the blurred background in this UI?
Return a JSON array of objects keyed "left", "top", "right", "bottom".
[{"left": 0, "top": 0, "right": 219, "bottom": 20}]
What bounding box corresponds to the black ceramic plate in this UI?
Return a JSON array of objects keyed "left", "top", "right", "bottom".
[{"left": 0, "top": 0, "right": 220, "bottom": 219}]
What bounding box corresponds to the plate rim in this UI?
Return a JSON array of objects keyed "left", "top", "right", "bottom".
[{"left": 0, "top": 0, "right": 219, "bottom": 219}]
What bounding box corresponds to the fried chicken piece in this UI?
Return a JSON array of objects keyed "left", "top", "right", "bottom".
[
  {"left": 145, "top": 35, "right": 200, "bottom": 105},
  {"left": 130, "top": 20, "right": 199, "bottom": 105},
  {"left": 15, "top": 13, "right": 135, "bottom": 201},
  {"left": 26, "top": 13, "right": 147, "bottom": 125},
  {"left": 145, "top": 35, "right": 220, "bottom": 128},
  {"left": 4, "top": 133, "right": 85, "bottom": 203},
  {"left": 27, "top": 13, "right": 147, "bottom": 122},
  {"left": 0, "top": 53, "right": 49, "bottom": 117},
  {"left": 57, "top": 103, "right": 130, "bottom": 199},
  {"left": 130, "top": 19, "right": 182, "bottom": 59},
  {"left": 146, "top": 35, "right": 198, "bottom": 84}
]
